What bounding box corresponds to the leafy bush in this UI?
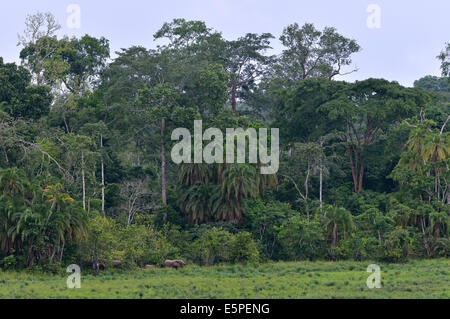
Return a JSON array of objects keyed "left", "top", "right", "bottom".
[
  {"left": 185, "top": 228, "right": 260, "bottom": 265},
  {"left": 188, "top": 227, "right": 233, "bottom": 265},
  {"left": 230, "top": 231, "right": 259, "bottom": 264},
  {"left": 277, "top": 216, "right": 326, "bottom": 260},
  {"left": 1, "top": 255, "right": 17, "bottom": 270},
  {"left": 379, "top": 227, "right": 412, "bottom": 262},
  {"left": 244, "top": 199, "right": 299, "bottom": 260},
  {"left": 339, "top": 233, "right": 380, "bottom": 261},
  {"left": 79, "top": 213, "right": 179, "bottom": 270}
]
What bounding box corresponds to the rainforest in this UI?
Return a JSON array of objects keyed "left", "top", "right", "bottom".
[{"left": 0, "top": 7, "right": 449, "bottom": 300}]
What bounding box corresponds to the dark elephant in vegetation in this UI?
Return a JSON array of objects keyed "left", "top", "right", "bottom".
[
  {"left": 94, "top": 262, "right": 107, "bottom": 274},
  {"left": 112, "top": 260, "right": 123, "bottom": 267},
  {"left": 163, "top": 259, "right": 186, "bottom": 269}
]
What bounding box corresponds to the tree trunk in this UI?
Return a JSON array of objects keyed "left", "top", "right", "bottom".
[
  {"left": 100, "top": 134, "right": 105, "bottom": 215},
  {"left": 35, "top": 49, "right": 42, "bottom": 86},
  {"left": 60, "top": 243, "right": 65, "bottom": 263},
  {"left": 345, "top": 144, "right": 359, "bottom": 193},
  {"left": 231, "top": 85, "right": 237, "bottom": 113},
  {"left": 2, "top": 145, "right": 9, "bottom": 163},
  {"left": 304, "top": 166, "right": 310, "bottom": 222},
  {"left": 27, "top": 243, "right": 34, "bottom": 267},
  {"left": 435, "top": 222, "right": 440, "bottom": 239},
  {"left": 81, "top": 151, "right": 86, "bottom": 211},
  {"left": 357, "top": 160, "right": 364, "bottom": 193},
  {"left": 93, "top": 255, "right": 99, "bottom": 275},
  {"left": 319, "top": 160, "right": 323, "bottom": 210},
  {"left": 346, "top": 144, "right": 365, "bottom": 193},
  {"left": 332, "top": 223, "right": 337, "bottom": 247},
  {"left": 161, "top": 118, "right": 167, "bottom": 209},
  {"left": 136, "top": 137, "right": 141, "bottom": 167},
  {"left": 420, "top": 216, "right": 431, "bottom": 256},
  {"left": 63, "top": 112, "right": 70, "bottom": 134}
]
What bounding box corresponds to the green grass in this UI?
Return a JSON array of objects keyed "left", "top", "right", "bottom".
[{"left": 0, "top": 259, "right": 448, "bottom": 298}]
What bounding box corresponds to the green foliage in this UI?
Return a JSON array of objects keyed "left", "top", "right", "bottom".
[
  {"left": 20, "top": 33, "right": 110, "bottom": 95},
  {"left": 80, "top": 214, "right": 118, "bottom": 269},
  {"left": 414, "top": 75, "right": 450, "bottom": 92},
  {"left": 244, "top": 199, "right": 298, "bottom": 260},
  {"left": 119, "top": 224, "right": 178, "bottom": 267},
  {"left": 276, "top": 23, "right": 360, "bottom": 84},
  {"left": 379, "top": 227, "right": 412, "bottom": 262},
  {"left": 189, "top": 227, "right": 234, "bottom": 265},
  {"left": 0, "top": 57, "right": 52, "bottom": 119},
  {"left": 192, "top": 64, "right": 229, "bottom": 116},
  {"left": 438, "top": 43, "right": 450, "bottom": 78},
  {"left": 0, "top": 168, "right": 87, "bottom": 268},
  {"left": 277, "top": 215, "right": 326, "bottom": 260},
  {"left": 1, "top": 16, "right": 449, "bottom": 273},
  {"left": 186, "top": 227, "right": 258, "bottom": 265},
  {"left": 178, "top": 162, "right": 274, "bottom": 224},
  {"left": 0, "top": 254, "right": 18, "bottom": 270},
  {"left": 230, "top": 231, "right": 259, "bottom": 264}
]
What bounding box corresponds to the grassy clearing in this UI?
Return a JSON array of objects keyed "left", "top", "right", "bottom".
[{"left": 0, "top": 259, "right": 448, "bottom": 299}]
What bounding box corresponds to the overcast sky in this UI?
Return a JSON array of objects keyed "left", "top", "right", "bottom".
[{"left": 1, "top": 0, "right": 449, "bottom": 87}]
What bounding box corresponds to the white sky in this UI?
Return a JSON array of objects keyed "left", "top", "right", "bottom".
[{"left": 1, "top": 0, "right": 449, "bottom": 87}]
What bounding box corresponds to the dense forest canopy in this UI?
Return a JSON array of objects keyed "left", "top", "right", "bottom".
[{"left": 0, "top": 13, "right": 448, "bottom": 272}]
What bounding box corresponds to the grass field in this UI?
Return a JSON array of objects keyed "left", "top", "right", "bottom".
[{"left": 0, "top": 259, "right": 448, "bottom": 299}]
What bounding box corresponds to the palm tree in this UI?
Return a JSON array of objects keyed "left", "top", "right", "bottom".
[
  {"left": 211, "top": 192, "right": 244, "bottom": 223},
  {"left": 422, "top": 133, "right": 449, "bottom": 165},
  {"left": 321, "top": 205, "right": 353, "bottom": 247},
  {"left": 400, "top": 122, "right": 449, "bottom": 203},
  {"left": 0, "top": 172, "right": 87, "bottom": 266},
  {"left": 256, "top": 170, "right": 278, "bottom": 194},
  {"left": 0, "top": 196, "right": 23, "bottom": 254},
  {"left": 221, "top": 164, "right": 258, "bottom": 202},
  {"left": 0, "top": 168, "right": 29, "bottom": 255},
  {"left": 401, "top": 126, "right": 429, "bottom": 173},
  {"left": 178, "top": 161, "right": 276, "bottom": 224},
  {"left": 423, "top": 132, "right": 449, "bottom": 201},
  {"left": 178, "top": 183, "right": 217, "bottom": 224},
  {"left": 215, "top": 165, "right": 259, "bottom": 223},
  {"left": 430, "top": 211, "right": 449, "bottom": 239},
  {"left": 179, "top": 163, "right": 214, "bottom": 185},
  {"left": 0, "top": 167, "right": 26, "bottom": 197},
  {"left": 388, "top": 201, "right": 414, "bottom": 228},
  {"left": 41, "top": 203, "right": 87, "bottom": 264},
  {"left": 402, "top": 122, "right": 448, "bottom": 173},
  {"left": 44, "top": 183, "right": 75, "bottom": 215}
]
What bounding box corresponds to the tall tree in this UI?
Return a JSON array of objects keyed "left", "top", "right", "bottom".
[
  {"left": 274, "top": 23, "right": 360, "bottom": 87},
  {"left": 224, "top": 33, "right": 274, "bottom": 112},
  {"left": 20, "top": 34, "right": 109, "bottom": 96},
  {"left": 320, "top": 78, "right": 430, "bottom": 193},
  {"left": 0, "top": 58, "right": 52, "bottom": 120},
  {"left": 190, "top": 64, "right": 229, "bottom": 116},
  {"left": 135, "top": 83, "right": 197, "bottom": 211},
  {"left": 280, "top": 142, "right": 324, "bottom": 220},
  {"left": 59, "top": 35, "right": 110, "bottom": 95},
  {"left": 438, "top": 43, "right": 450, "bottom": 78},
  {"left": 80, "top": 122, "right": 109, "bottom": 215},
  {"left": 321, "top": 204, "right": 353, "bottom": 247},
  {"left": 17, "top": 12, "right": 61, "bottom": 86}
]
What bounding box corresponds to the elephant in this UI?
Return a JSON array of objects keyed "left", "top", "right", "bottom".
[
  {"left": 163, "top": 259, "right": 186, "bottom": 270},
  {"left": 96, "top": 262, "right": 106, "bottom": 271},
  {"left": 112, "top": 259, "right": 123, "bottom": 268}
]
